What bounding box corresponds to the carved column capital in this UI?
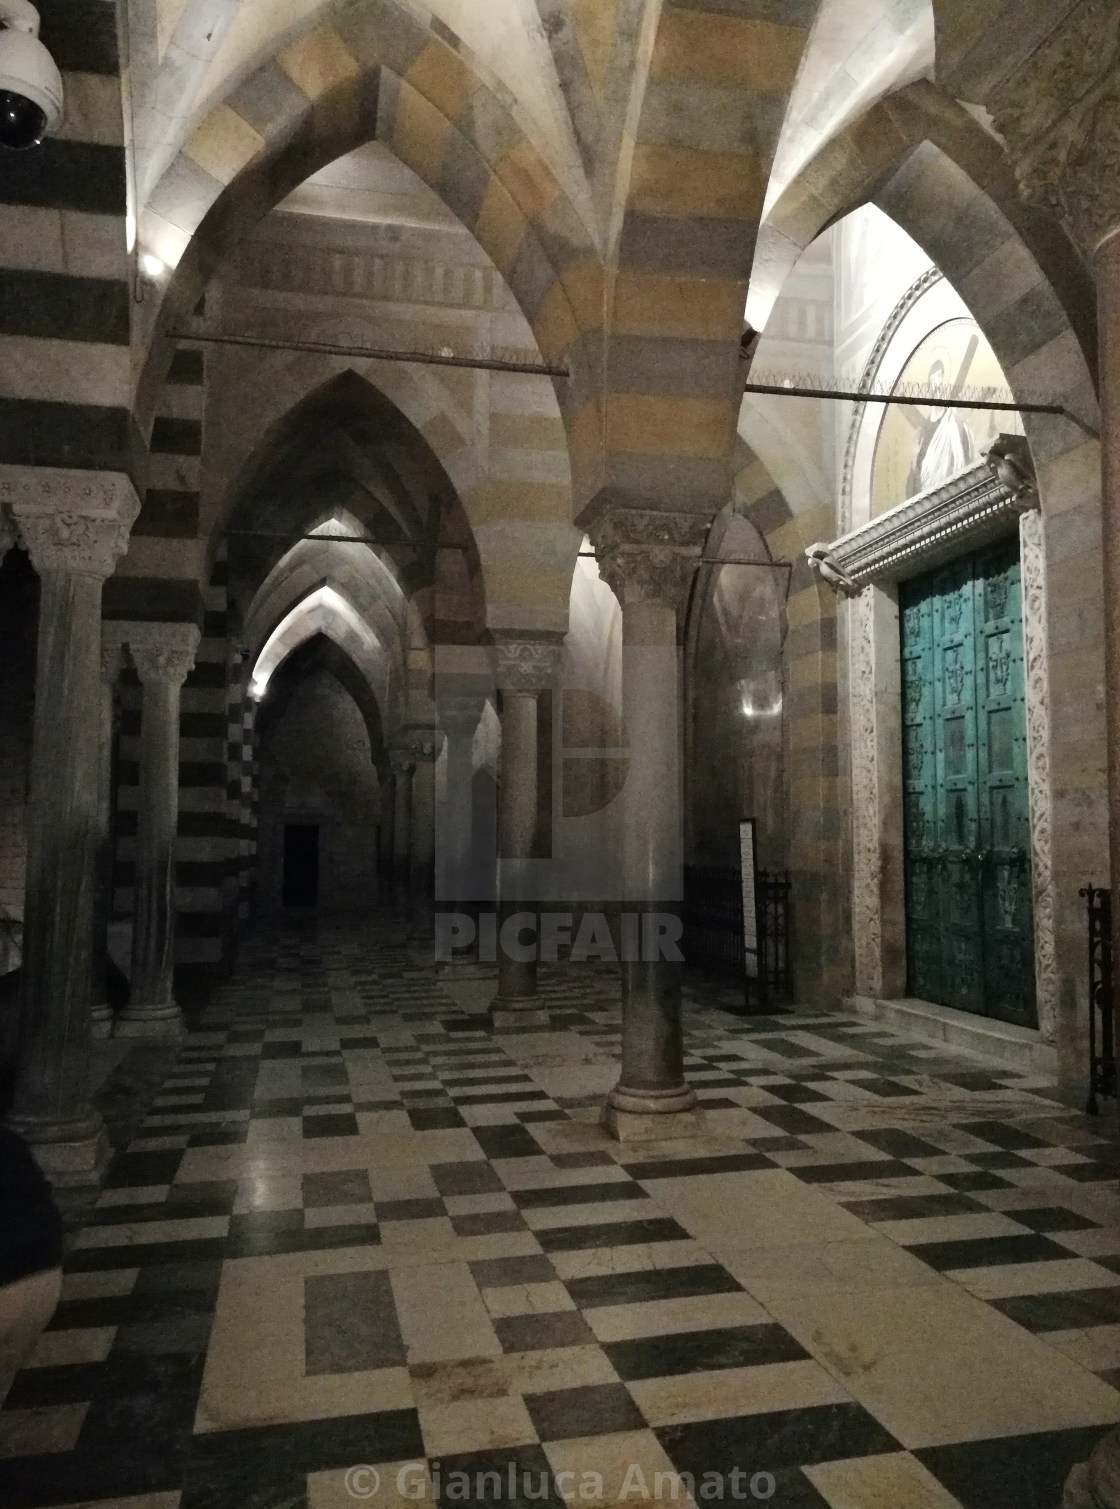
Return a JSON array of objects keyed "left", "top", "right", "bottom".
[
  {"left": 407, "top": 726, "right": 445, "bottom": 763},
  {"left": 0, "top": 467, "right": 140, "bottom": 579},
  {"left": 494, "top": 636, "right": 564, "bottom": 692},
  {"left": 587, "top": 509, "right": 708, "bottom": 612},
  {"left": 126, "top": 622, "right": 201, "bottom": 687},
  {"left": 437, "top": 693, "right": 487, "bottom": 740},
  {"left": 988, "top": 6, "right": 1120, "bottom": 255},
  {"left": 389, "top": 744, "right": 415, "bottom": 779}
]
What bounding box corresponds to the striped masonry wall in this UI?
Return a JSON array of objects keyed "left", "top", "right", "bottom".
[
  {"left": 174, "top": 551, "right": 233, "bottom": 976},
  {"left": 237, "top": 695, "right": 260, "bottom": 925},
  {"left": 136, "top": 344, "right": 205, "bottom": 539},
  {"left": 733, "top": 453, "right": 847, "bottom": 1005},
  {"left": 759, "top": 80, "right": 1103, "bottom": 1053},
  {"left": 0, "top": 0, "right": 135, "bottom": 477}
]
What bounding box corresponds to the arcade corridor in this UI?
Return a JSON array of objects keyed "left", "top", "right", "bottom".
[{"left": 2, "top": 927, "right": 1120, "bottom": 1509}]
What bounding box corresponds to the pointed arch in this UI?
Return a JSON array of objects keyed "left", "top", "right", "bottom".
[
  {"left": 135, "top": 0, "right": 602, "bottom": 446},
  {"left": 220, "top": 368, "right": 487, "bottom": 646},
  {"left": 255, "top": 631, "right": 387, "bottom": 766}
]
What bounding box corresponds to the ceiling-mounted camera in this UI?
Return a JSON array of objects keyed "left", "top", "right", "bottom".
[{"left": 0, "top": 0, "right": 63, "bottom": 150}]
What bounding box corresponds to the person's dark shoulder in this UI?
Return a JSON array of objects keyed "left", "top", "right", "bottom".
[{"left": 0, "top": 1125, "right": 63, "bottom": 1283}]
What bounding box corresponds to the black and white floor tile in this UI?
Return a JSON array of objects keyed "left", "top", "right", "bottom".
[{"left": 3, "top": 923, "right": 1120, "bottom": 1509}]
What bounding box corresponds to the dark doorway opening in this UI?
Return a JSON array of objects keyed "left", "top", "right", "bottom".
[{"left": 283, "top": 824, "right": 320, "bottom": 907}]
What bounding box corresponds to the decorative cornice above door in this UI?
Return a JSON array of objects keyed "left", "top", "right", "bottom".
[{"left": 807, "top": 437, "right": 1037, "bottom": 596}]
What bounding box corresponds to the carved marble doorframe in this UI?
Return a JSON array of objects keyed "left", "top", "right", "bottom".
[{"left": 841, "top": 506, "right": 1058, "bottom": 1043}]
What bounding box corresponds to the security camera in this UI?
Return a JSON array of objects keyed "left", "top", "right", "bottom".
[{"left": 0, "top": 0, "right": 63, "bottom": 150}]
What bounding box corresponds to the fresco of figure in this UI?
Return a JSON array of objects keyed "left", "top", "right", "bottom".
[{"left": 907, "top": 357, "right": 979, "bottom": 496}]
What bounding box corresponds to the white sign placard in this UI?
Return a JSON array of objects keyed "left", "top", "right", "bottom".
[{"left": 739, "top": 818, "right": 759, "bottom": 982}]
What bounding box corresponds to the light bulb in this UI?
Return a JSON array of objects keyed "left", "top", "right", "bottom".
[{"left": 140, "top": 251, "right": 166, "bottom": 278}]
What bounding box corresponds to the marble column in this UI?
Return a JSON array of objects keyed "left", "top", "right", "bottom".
[
  {"left": 91, "top": 634, "right": 124, "bottom": 1039},
  {"left": 390, "top": 745, "right": 414, "bottom": 913},
  {"left": 3, "top": 468, "right": 139, "bottom": 1183},
  {"left": 436, "top": 696, "right": 484, "bottom": 917},
  {"left": 589, "top": 509, "right": 707, "bottom": 1140},
  {"left": 377, "top": 764, "right": 395, "bottom": 904},
  {"left": 116, "top": 623, "right": 200, "bottom": 1040},
  {"left": 494, "top": 639, "right": 561, "bottom": 1010},
  {"left": 408, "top": 728, "right": 443, "bottom": 944}
]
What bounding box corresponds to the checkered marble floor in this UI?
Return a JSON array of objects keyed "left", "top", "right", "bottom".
[{"left": 3, "top": 922, "right": 1120, "bottom": 1509}]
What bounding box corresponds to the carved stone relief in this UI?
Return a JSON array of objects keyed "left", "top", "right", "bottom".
[
  {"left": 494, "top": 639, "right": 563, "bottom": 692},
  {"left": 126, "top": 622, "right": 202, "bottom": 688},
  {"left": 987, "top": 2, "right": 1120, "bottom": 255},
  {"left": 1019, "top": 507, "right": 1059, "bottom": 1043},
  {"left": 850, "top": 589, "right": 883, "bottom": 996},
  {"left": 588, "top": 510, "right": 708, "bottom": 612},
  {"left": 0, "top": 467, "right": 141, "bottom": 580}
]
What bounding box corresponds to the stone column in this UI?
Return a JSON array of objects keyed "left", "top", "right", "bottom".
[
  {"left": 377, "top": 763, "right": 395, "bottom": 904},
  {"left": 436, "top": 695, "right": 484, "bottom": 915},
  {"left": 91, "top": 633, "right": 125, "bottom": 1039},
  {"left": 408, "top": 728, "right": 443, "bottom": 944},
  {"left": 2, "top": 467, "right": 139, "bottom": 1183},
  {"left": 390, "top": 745, "right": 414, "bottom": 913},
  {"left": 116, "top": 623, "right": 200, "bottom": 1040},
  {"left": 494, "top": 639, "right": 561, "bottom": 1011},
  {"left": 589, "top": 509, "right": 707, "bottom": 1140}
]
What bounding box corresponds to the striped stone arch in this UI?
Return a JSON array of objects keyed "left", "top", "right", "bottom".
[
  {"left": 214, "top": 368, "right": 486, "bottom": 639},
  {"left": 135, "top": 0, "right": 603, "bottom": 463},
  {"left": 245, "top": 543, "right": 407, "bottom": 670},
  {"left": 203, "top": 345, "right": 482, "bottom": 565},
  {"left": 580, "top": 0, "right": 821, "bottom": 521},
  {"left": 255, "top": 633, "right": 389, "bottom": 768},
  {"left": 754, "top": 79, "right": 1096, "bottom": 375},
  {"left": 249, "top": 576, "right": 400, "bottom": 734},
  {"left": 205, "top": 346, "right": 578, "bottom": 638},
  {"left": 729, "top": 440, "right": 846, "bottom": 1005},
  {"left": 756, "top": 79, "right": 1104, "bottom": 1045},
  {"left": 244, "top": 541, "right": 407, "bottom": 724}
]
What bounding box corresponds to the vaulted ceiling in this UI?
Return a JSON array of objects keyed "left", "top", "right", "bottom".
[{"left": 128, "top": 0, "right": 936, "bottom": 254}]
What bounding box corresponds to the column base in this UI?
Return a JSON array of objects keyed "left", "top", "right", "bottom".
[
  {"left": 491, "top": 1005, "right": 550, "bottom": 1031},
  {"left": 439, "top": 955, "right": 496, "bottom": 979},
  {"left": 114, "top": 1002, "right": 184, "bottom": 1040},
  {"left": 90, "top": 1002, "right": 113, "bottom": 1040},
  {"left": 7, "top": 1111, "right": 110, "bottom": 1188},
  {"left": 1063, "top": 1426, "right": 1120, "bottom": 1507},
  {"left": 601, "top": 1082, "right": 703, "bottom": 1143}
]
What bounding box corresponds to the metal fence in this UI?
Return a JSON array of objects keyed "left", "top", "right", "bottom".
[
  {"left": 682, "top": 865, "right": 792, "bottom": 1010},
  {"left": 1082, "top": 885, "right": 1116, "bottom": 1115}
]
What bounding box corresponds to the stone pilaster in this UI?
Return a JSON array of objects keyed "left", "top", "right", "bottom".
[
  {"left": 116, "top": 622, "right": 200, "bottom": 1040},
  {"left": 493, "top": 637, "right": 563, "bottom": 1014},
  {"left": 389, "top": 744, "right": 415, "bottom": 909},
  {"left": 2, "top": 466, "right": 139, "bottom": 1183},
  {"left": 984, "top": 25, "right": 1120, "bottom": 1506},
  {"left": 91, "top": 632, "right": 126, "bottom": 1040},
  {"left": 377, "top": 762, "right": 395, "bottom": 902},
  {"left": 435, "top": 694, "right": 487, "bottom": 924},
  {"left": 408, "top": 726, "right": 444, "bottom": 946},
  {"left": 587, "top": 508, "right": 708, "bottom": 1141}
]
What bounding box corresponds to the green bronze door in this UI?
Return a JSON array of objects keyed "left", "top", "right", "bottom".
[{"left": 900, "top": 539, "right": 1036, "bottom": 1027}]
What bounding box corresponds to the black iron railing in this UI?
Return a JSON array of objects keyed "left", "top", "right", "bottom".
[
  {"left": 1082, "top": 885, "right": 1116, "bottom": 1115},
  {"left": 683, "top": 865, "right": 792, "bottom": 1010}
]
